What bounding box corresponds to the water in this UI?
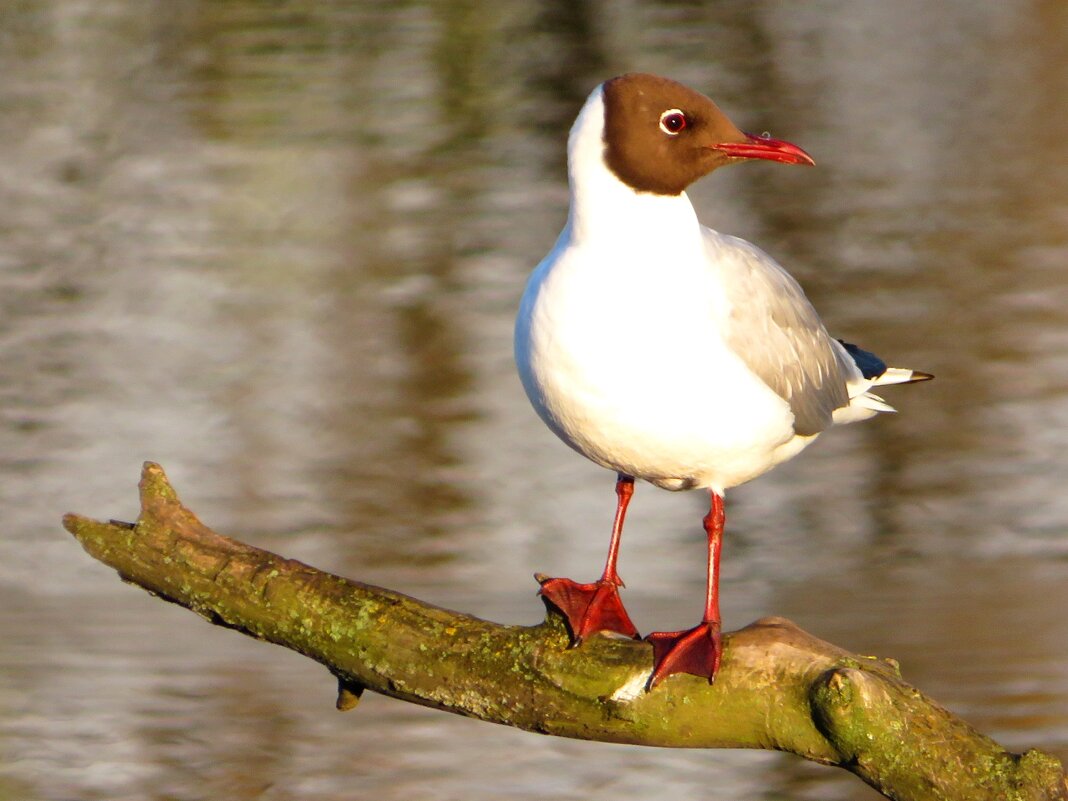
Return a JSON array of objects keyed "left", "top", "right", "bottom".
[{"left": 1, "top": 1, "right": 1066, "bottom": 799}]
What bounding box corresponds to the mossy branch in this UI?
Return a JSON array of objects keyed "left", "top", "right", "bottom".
[{"left": 64, "top": 463, "right": 1066, "bottom": 801}]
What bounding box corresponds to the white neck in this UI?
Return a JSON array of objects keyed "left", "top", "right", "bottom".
[{"left": 564, "top": 87, "right": 701, "bottom": 246}]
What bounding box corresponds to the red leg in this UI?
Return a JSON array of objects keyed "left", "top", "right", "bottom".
[
  {"left": 645, "top": 491, "right": 725, "bottom": 689},
  {"left": 538, "top": 474, "right": 640, "bottom": 643}
]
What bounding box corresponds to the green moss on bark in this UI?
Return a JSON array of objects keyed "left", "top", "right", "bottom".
[{"left": 64, "top": 463, "right": 1068, "bottom": 801}]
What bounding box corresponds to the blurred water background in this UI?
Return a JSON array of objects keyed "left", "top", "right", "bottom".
[{"left": 1, "top": 1, "right": 1066, "bottom": 799}]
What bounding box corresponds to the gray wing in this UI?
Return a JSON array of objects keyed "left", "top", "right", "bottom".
[{"left": 706, "top": 229, "right": 851, "bottom": 437}]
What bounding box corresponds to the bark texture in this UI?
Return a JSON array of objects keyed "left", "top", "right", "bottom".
[{"left": 64, "top": 463, "right": 1067, "bottom": 801}]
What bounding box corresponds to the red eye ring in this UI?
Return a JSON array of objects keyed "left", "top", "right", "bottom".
[{"left": 659, "top": 109, "right": 687, "bottom": 135}]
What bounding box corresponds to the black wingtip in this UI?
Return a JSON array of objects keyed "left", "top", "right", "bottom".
[
  {"left": 838, "top": 339, "right": 933, "bottom": 385},
  {"left": 837, "top": 340, "right": 887, "bottom": 380}
]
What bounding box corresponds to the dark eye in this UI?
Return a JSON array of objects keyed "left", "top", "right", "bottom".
[{"left": 659, "top": 109, "right": 688, "bottom": 135}]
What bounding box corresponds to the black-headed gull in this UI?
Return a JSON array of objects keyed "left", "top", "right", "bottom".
[{"left": 514, "top": 73, "right": 931, "bottom": 689}]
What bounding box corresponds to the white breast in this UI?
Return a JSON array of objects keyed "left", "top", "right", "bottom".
[{"left": 515, "top": 215, "right": 808, "bottom": 494}]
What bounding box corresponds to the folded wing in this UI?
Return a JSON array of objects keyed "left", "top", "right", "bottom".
[{"left": 707, "top": 230, "right": 851, "bottom": 436}]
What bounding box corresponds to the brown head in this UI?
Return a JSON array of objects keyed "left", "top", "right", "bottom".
[{"left": 601, "top": 73, "right": 814, "bottom": 196}]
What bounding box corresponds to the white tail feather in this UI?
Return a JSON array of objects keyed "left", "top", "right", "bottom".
[
  {"left": 854, "top": 392, "right": 896, "bottom": 413},
  {"left": 832, "top": 392, "right": 896, "bottom": 424}
]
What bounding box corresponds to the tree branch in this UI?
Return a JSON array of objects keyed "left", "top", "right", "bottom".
[{"left": 64, "top": 462, "right": 1066, "bottom": 801}]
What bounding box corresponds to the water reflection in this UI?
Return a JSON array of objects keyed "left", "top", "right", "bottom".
[{"left": 0, "top": 1, "right": 1065, "bottom": 800}]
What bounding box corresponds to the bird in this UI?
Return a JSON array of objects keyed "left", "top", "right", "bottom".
[{"left": 514, "top": 73, "right": 931, "bottom": 690}]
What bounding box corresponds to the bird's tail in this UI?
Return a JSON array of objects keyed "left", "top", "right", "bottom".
[{"left": 833, "top": 340, "right": 933, "bottom": 423}]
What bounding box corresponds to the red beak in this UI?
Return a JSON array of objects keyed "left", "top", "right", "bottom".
[{"left": 711, "top": 132, "right": 815, "bottom": 166}]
